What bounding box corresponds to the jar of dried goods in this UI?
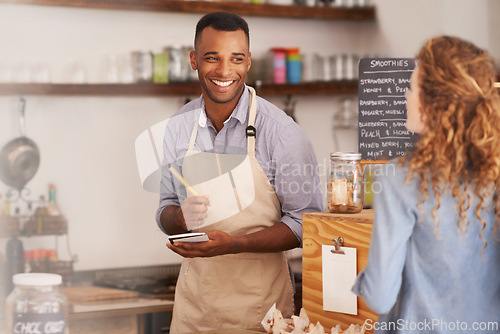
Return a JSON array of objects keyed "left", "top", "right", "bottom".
[
  {"left": 6, "top": 273, "right": 69, "bottom": 334},
  {"left": 328, "top": 152, "right": 364, "bottom": 213}
]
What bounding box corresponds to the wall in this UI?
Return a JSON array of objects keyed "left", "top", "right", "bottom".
[
  {"left": 488, "top": 0, "right": 500, "bottom": 65},
  {"left": 0, "top": 0, "right": 497, "bottom": 270}
]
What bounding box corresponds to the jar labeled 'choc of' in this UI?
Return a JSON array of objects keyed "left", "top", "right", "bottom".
[
  {"left": 328, "top": 152, "right": 364, "bottom": 213},
  {"left": 6, "top": 273, "right": 69, "bottom": 334}
]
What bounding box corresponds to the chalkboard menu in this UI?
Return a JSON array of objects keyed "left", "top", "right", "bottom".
[{"left": 358, "top": 58, "right": 419, "bottom": 161}]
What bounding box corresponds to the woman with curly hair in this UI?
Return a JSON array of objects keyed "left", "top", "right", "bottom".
[{"left": 352, "top": 36, "right": 500, "bottom": 333}]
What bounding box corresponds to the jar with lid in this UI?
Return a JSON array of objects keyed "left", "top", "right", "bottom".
[
  {"left": 328, "top": 152, "right": 364, "bottom": 213},
  {"left": 6, "top": 273, "right": 69, "bottom": 334}
]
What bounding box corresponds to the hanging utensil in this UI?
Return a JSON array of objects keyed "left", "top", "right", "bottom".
[{"left": 0, "top": 97, "right": 40, "bottom": 192}]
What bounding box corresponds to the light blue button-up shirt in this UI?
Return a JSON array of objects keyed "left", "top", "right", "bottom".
[
  {"left": 352, "top": 160, "right": 500, "bottom": 333},
  {"left": 156, "top": 85, "right": 323, "bottom": 244}
]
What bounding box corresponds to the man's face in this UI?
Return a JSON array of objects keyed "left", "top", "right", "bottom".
[{"left": 190, "top": 27, "right": 251, "bottom": 106}]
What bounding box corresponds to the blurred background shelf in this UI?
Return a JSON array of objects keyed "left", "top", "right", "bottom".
[
  {"left": 0, "top": 215, "right": 68, "bottom": 237},
  {"left": 0, "top": 83, "right": 202, "bottom": 97},
  {"left": 0, "top": 81, "right": 359, "bottom": 96},
  {"left": 4, "top": 0, "right": 376, "bottom": 20},
  {"left": 0, "top": 80, "right": 496, "bottom": 98}
]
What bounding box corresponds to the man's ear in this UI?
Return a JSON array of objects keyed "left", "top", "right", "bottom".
[
  {"left": 190, "top": 50, "right": 197, "bottom": 70},
  {"left": 247, "top": 51, "right": 252, "bottom": 72}
]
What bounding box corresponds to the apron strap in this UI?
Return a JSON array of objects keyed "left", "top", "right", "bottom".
[
  {"left": 246, "top": 86, "right": 257, "bottom": 156},
  {"left": 187, "top": 110, "right": 200, "bottom": 152}
]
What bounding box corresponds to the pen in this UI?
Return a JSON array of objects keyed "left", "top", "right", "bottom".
[{"left": 168, "top": 167, "right": 199, "bottom": 196}]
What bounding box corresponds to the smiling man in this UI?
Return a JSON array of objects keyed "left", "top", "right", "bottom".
[{"left": 156, "top": 12, "right": 323, "bottom": 333}]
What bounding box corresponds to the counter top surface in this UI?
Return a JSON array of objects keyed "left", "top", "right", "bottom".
[
  {"left": 302, "top": 209, "right": 374, "bottom": 224},
  {"left": 70, "top": 297, "right": 174, "bottom": 312},
  {"left": 69, "top": 296, "right": 174, "bottom": 320}
]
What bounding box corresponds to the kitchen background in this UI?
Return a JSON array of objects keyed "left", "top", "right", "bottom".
[{"left": 0, "top": 0, "right": 498, "bottom": 271}]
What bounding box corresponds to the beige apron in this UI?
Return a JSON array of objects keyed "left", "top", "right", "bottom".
[{"left": 169, "top": 87, "right": 294, "bottom": 333}]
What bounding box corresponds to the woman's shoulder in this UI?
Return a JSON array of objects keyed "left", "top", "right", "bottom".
[
  {"left": 374, "top": 158, "right": 420, "bottom": 192},
  {"left": 375, "top": 158, "right": 408, "bottom": 180}
]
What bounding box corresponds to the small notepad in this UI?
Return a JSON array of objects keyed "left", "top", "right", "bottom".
[{"left": 322, "top": 245, "right": 358, "bottom": 315}]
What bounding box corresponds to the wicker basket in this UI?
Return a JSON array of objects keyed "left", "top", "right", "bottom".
[
  {"left": 0, "top": 216, "right": 21, "bottom": 237},
  {"left": 23, "top": 215, "right": 68, "bottom": 236}
]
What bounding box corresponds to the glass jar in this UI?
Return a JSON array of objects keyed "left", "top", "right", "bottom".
[
  {"left": 166, "top": 44, "right": 189, "bottom": 82},
  {"left": 131, "top": 51, "right": 153, "bottom": 82},
  {"left": 328, "top": 152, "right": 364, "bottom": 213},
  {"left": 5, "top": 273, "right": 69, "bottom": 334},
  {"left": 271, "top": 48, "right": 287, "bottom": 84}
]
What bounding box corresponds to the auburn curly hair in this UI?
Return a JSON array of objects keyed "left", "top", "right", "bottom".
[{"left": 401, "top": 36, "right": 500, "bottom": 249}]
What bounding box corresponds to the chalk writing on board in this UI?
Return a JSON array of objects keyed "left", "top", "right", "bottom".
[{"left": 358, "top": 58, "right": 419, "bottom": 160}]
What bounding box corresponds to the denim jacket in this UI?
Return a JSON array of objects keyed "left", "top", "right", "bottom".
[{"left": 352, "top": 160, "right": 500, "bottom": 334}]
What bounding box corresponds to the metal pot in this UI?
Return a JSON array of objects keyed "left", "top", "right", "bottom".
[{"left": 0, "top": 98, "right": 40, "bottom": 191}]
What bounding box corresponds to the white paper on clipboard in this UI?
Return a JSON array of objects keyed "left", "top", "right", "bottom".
[{"left": 322, "top": 245, "right": 357, "bottom": 315}]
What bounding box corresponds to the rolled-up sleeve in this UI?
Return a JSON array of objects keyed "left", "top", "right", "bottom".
[
  {"left": 271, "top": 122, "right": 324, "bottom": 246},
  {"left": 352, "top": 162, "right": 417, "bottom": 314}
]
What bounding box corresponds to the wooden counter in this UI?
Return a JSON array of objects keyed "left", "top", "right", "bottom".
[
  {"left": 187, "top": 330, "right": 264, "bottom": 334},
  {"left": 302, "top": 210, "right": 377, "bottom": 331}
]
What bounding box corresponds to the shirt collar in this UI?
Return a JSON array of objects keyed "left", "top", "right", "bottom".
[{"left": 198, "top": 84, "right": 250, "bottom": 128}]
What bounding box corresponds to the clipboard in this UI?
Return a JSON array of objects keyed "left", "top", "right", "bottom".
[{"left": 322, "top": 237, "right": 358, "bottom": 315}]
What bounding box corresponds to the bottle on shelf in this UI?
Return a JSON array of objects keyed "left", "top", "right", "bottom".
[
  {"left": 0, "top": 251, "right": 5, "bottom": 301},
  {"left": 47, "top": 249, "right": 58, "bottom": 262},
  {"left": 35, "top": 195, "right": 49, "bottom": 235},
  {"left": 23, "top": 250, "right": 33, "bottom": 273},
  {"left": 3, "top": 193, "right": 11, "bottom": 216},
  {"left": 31, "top": 248, "right": 42, "bottom": 272},
  {"left": 0, "top": 250, "right": 5, "bottom": 277},
  {"left": 47, "top": 184, "right": 62, "bottom": 216},
  {"left": 5, "top": 236, "right": 25, "bottom": 295},
  {"left": 17, "top": 205, "right": 30, "bottom": 237},
  {"left": 40, "top": 248, "right": 49, "bottom": 272}
]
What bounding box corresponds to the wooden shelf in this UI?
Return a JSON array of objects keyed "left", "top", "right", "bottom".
[
  {"left": 0, "top": 81, "right": 358, "bottom": 96},
  {"left": 5, "top": 0, "right": 376, "bottom": 20},
  {"left": 3, "top": 80, "right": 494, "bottom": 97},
  {"left": 0, "top": 83, "right": 202, "bottom": 97}
]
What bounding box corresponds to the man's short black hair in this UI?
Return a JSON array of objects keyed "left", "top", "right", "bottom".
[{"left": 194, "top": 12, "right": 250, "bottom": 48}]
